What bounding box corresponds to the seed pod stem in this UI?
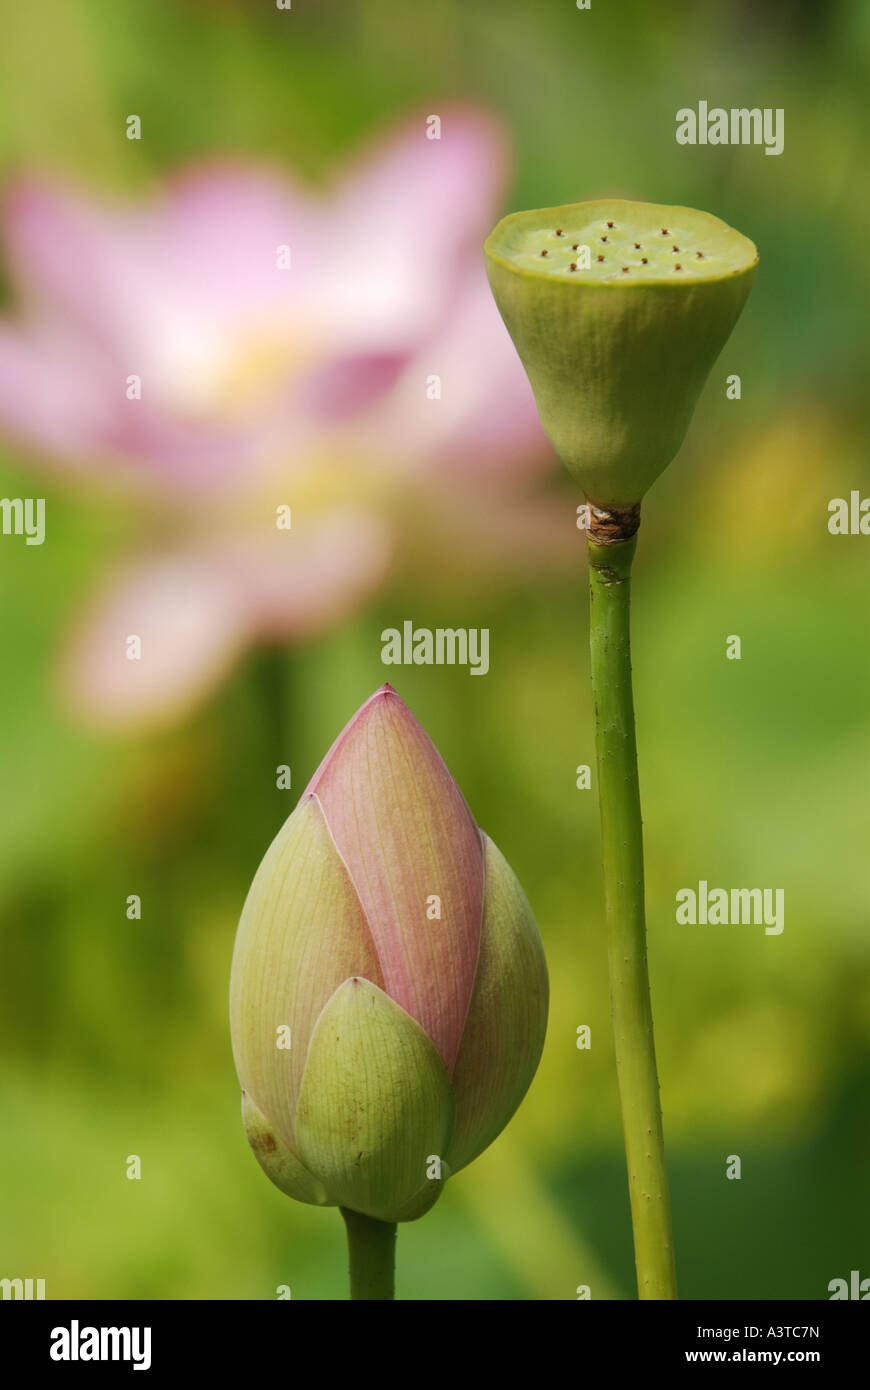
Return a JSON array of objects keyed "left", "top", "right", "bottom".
[
  {"left": 341, "top": 1208, "right": 397, "bottom": 1301},
  {"left": 588, "top": 531, "right": 677, "bottom": 1300}
]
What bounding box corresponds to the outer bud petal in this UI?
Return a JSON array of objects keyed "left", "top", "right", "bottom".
[
  {"left": 447, "top": 834, "right": 548, "bottom": 1172},
  {"left": 241, "top": 1091, "right": 332, "bottom": 1207},
  {"left": 295, "top": 978, "right": 454, "bottom": 1222}
]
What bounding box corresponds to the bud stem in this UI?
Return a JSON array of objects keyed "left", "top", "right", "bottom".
[
  {"left": 340, "top": 1208, "right": 397, "bottom": 1300},
  {"left": 254, "top": 647, "right": 293, "bottom": 828},
  {"left": 587, "top": 533, "right": 678, "bottom": 1299}
]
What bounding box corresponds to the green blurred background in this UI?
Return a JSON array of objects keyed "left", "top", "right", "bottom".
[{"left": 1, "top": 0, "right": 868, "bottom": 1299}]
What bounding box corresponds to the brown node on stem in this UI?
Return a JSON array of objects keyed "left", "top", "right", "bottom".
[{"left": 586, "top": 501, "right": 642, "bottom": 545}]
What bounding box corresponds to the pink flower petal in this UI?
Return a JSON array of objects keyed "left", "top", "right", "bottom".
[
  {"left": 318, "top": 107, "right": 508, "bottom": 354},
  {"left": 59, "top": 552, "right": 251, "bottom": 731},
  {"left": 0, "top": 321, "right": 273, "bottom": 495},
  {"left": 2, "top": 171, "right": 311, "bottom": 358},
  {"left": 226, "top": 510, "right": 393, "bottom": 641},
  {"left": 306, "top": 686, "right": 484, "bottom": 1072},
  {"left": 301, "top": 351, "right": 408, "bottom": 422},
  {"left": 371, "top": 263, "right": 550, "bottom": 485},
  {"left": 3, "top": 180, "right": 164, "bottom": 364},
  {"left": 59, "top": 513, "right": 392, "bottom": 730},
  {"left": 0, "top": 324, "right": 115, "bottom": 467},
  {"left": 157, "top": 162, "right": 317, "bottom": 321}
]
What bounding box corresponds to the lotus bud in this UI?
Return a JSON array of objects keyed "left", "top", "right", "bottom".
[
  {"left": 230, "top": 685, "right": 548, "bottom": 1227},
  {"left": 485, "top": 199, "right": 758, "bottom": 512}
]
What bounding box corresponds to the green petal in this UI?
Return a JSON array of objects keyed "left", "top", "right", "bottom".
[
  {"left": 388, "top": 1160, "right": 453, "bottom": 1222},
  {"left": 295, "top": 978, "right": 454, "bottom": 1223},
  {"left": 229, "top": 796, "right": 382, "bottom": 1150},
  {"left": 241, "top": 1091, "right": 333, "bottom": 1207},
  {"left": 446, "top": 834, "right": 549, "bottom": 1172}
]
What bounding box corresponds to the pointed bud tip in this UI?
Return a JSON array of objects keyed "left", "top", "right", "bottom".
[
  {"left": 305, "top": 685, "right": 417, "bottom": 797},
  {"left": 365, "top": 682, "right": 406, "bottom": 712}
]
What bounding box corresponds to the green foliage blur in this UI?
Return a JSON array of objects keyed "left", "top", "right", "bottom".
[{"left": 1, "top": 0, "right": 868, "bottom": 1300}]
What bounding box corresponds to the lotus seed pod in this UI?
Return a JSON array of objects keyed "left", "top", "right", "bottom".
[
  {"left": 485, "top": 199, "right": 758, "bottom": 508},
  {"left": 230, "top": 685, "right": 548, "bottom": 1224}
]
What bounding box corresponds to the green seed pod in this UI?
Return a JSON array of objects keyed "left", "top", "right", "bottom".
[{"left": 485, "top": 199, "right": 758, "bottom": 508}]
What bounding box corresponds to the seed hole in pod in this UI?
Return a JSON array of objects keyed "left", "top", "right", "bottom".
[
  {"left": 570, "top": 262, "right": 577, "bottom": 271},
  {"left": 606, "top": 221, "right": 615, "bottom": 228},
  {"left": 661, "top": 227, "right": 669, "bottom": 235},
  {"left": 555, "top": 228, "right": 563, "bottom": 236},
  {"left": 641, "top": 257, "right": 648, "bottom": 264},
  {"left": 696, "top": 251, "right": 704, "bottom": 259},
  {"left": 540, "top": 249, "right": 548, "bottom": 257},
  {"left": 622, "top": 266, "right": 629, "bottom": 273},
  {"left": 600, "top": 236, "right": 608, "bottom": 243},
  {"left": 675, "top": 264, "right": 682, "bottom": 271},
  {"left": 672, "top": 245, "right": 680, "bottom": 252},
  {"left": 597, "top": 254, "right": 605, "bottom": 262},
  {"left": 572, "top": 243, "right": 579, "bottom": 250},
  {"left": 634, "top": 242, "right": 641, "bottom": 249}
]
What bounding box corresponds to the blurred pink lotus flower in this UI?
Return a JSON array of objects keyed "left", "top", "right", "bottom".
[{"left": 0, "top": 109, "right": 554, "bottom": 730}]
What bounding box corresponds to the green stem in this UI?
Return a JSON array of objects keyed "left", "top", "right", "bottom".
[
  {"left": 255, "top": 646, "right": 291, "bottom": 764},
  {"left": 587, "top": 533, "right": 677, "bottom": 1300},
  {"left": 253, "top": 647, "right": 294, "bottom": 832},
  {"left": 340, "top": 1208, "right": 397, "bottom": 1300}
]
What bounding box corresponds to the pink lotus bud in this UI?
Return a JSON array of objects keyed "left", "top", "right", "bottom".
[{"left": 230, "top": 685, "right": 548, "bottom": 1223}]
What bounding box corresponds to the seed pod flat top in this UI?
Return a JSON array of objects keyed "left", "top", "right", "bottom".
[
  {"left": 485, "top": 199, "right": 758, "bottom": 507},
  {"left": 485, "top": 200, "right": 757, "bottom": 284}
]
